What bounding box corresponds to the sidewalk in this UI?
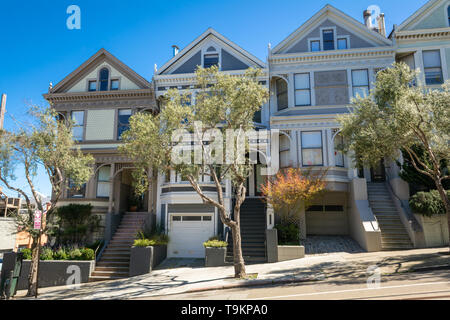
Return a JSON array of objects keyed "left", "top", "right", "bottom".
[{"left": 14, "top": 247, "right": 450, "bottom": 300}]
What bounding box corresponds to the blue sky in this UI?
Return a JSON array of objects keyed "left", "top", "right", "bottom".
[{"left": 0, "top": 0, "right": 428, "bottom": 198}]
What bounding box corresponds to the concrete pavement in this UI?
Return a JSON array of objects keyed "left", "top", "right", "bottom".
[{"left": 14, "top": 247, "right": 450, "bottom": 300}]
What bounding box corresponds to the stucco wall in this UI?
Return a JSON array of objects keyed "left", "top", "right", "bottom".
[{"left": 0, "top": 218, "right": 16, "bottom": 251}]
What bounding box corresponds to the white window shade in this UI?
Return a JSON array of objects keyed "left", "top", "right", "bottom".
[
  {"left": 295, "top": 74, "right": 310, "bottom": 89},
  {"left": 295, "top": 90, "right": 310, "bottom": 106},
  {"left": 97, "top": 165, "right": 111, "bottom": 198},
  {"left": 423, "top": 50, "right": 441, "bottom": 68},
  {"left": 72, "top": 111, "right": 84, "bottom": 125},
  {"left": 352, "top": 70, "right": 369, "bottom": 86},
  {"left": 97, "top": 182, "right": 110, "bottom": 198},
  {"left": 301, "top": 132, "right": 322, "bottom": 148}
]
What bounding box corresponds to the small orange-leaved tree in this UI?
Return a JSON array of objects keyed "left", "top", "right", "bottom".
[{"left": 261, "top": 168, "right": 327, "bottom": 243}]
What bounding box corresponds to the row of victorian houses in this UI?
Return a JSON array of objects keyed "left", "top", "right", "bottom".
[{"left": 42, "top": 0, "right": 450, "bottom": 270}]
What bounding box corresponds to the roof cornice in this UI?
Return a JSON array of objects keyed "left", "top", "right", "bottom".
[{"left": 44, "top": 89, "right": 154, "bottom": 103}]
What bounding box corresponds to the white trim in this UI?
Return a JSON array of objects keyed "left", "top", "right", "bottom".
[
  {"left": 320, "top": 26, "right": 337, "bottom": 51},
  {"left": 440, "top": 47, "right": 449, "bottom": 81}
]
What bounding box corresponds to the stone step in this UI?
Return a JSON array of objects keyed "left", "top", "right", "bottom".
[
  {"left": 91, "top": 270, "right": 129, "bottom": 277},
  {"left": 99, "top": 256, "right": 130, "bottom": 262},
  {"left": 94, "top": 266, "right": 129, "bottom": 272},
  {"left": 89, "top": 275, "right": 127, "bottom": 282},
  {"left": 96, "top": 261, "right": 130, "bottom": 267}
]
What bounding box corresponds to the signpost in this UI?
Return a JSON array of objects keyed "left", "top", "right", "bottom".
[
  {"left": 33, "top": 210, "right": 42, "bottom": 230},
  {"left": 0, "top": 94, "right": 6, "bottom": 130}
]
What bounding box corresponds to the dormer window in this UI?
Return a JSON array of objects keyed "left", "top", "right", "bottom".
[
  {"left": 337, "top": 38, "right": 348, "bottom": 50},
  {"left": 110, "top": 79, "right": 119, "bottom": 90},
  {"left": 204, "top": 54, "right": 219, "bottom": 68},
  {"left": 88, "top": 80, "right": 97, "bottom": 92},
  {"left": 99, "top": 68, "right": 109, "bottom": 91},
  {"left": 310, "top": 41, "right": 320, "bottom": 52},
  {"left": 322, "top": 30, "right": 335, "bottom": 51}
]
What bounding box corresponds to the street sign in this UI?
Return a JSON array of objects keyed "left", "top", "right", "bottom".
[{"left": 33, "top": 210, "right": 42, "bottom": 230}]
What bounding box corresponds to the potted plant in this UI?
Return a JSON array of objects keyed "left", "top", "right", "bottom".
[
  {"left": 128, "top": 194, "right": 140, "bottom": 212},
  {"left": 203, "top": 237, "right": 228, "bottom": 267}
]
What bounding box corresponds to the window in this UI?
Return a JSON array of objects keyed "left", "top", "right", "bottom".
[
  {"left": 99, "top": 68, "right": 109, "bottom": 91},
  {"left": 110, "top": 79, "right": 119, "bottom": 90},
  {"left": 310, "top": 40, "right": 320, "bottom": 52},
  {"left": 448, "top": 6, "right": 450, "bottom": 26},
  {"left": 203, "top": 54, "right": 219, "bottom": 68},
  {"left": 352, "top": 69, "right": 369, "bottom": 98},
  {"left": 71, "top": 111, "right": 84, "bottom": 141},
  {"left": 322, "top": 30, "right": 335, "bottom": 51},
  {"left": 117, "top": 109, "right": 132, "bottom": 139},
  {"left": 334, "top": 133, "right": 344, "bottom": 167},
  {"left": 88, "top": 80, "right": 97, "bottom": 92},
  {"left": 96, "top": 165, "right": 111, "bottom": 198},
  {"left": 276, "top": 78, "right": 288, "bottom": 111},
  {"left": 301, "top": 131, "right": 323, "bottom": 166},
  {"left": 294, "top": 73, "right": 311, "bottom": 106},
  {"left": 67, "top": 179, "right": 86, "bottom": 198},
  {"left": 423, "top": 50, "right": 443, "bottom": 85},
  {"left": 337, "top": 38, "right": 348, "bottom": 50}
]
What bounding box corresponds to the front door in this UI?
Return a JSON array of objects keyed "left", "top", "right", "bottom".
[{"left": 370, "top": 159, "right": 386, "bottom": 182}]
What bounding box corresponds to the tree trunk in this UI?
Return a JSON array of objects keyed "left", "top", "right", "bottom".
[
  {"left": 231, "top": 206, "right": 246, "bottom": 278},
  {"left": 26, "top": 235, "right": 40, "bottom": 297}
]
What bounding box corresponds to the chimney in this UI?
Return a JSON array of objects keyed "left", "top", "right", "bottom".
[
  {"left": 377, "top": 13, "right": 386, "bottom": 37},
  {"left": 363, "top": 10, "right": 372, "bottom": 28},
  {"left": 171, "top": 45, "right": 180, "bottom": 57},
  {"left": 0, "top": 94, "right": 6, "bottom": 130}
]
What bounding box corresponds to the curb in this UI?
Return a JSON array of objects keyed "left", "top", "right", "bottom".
[{"left": 409, "top": 264, "right": 450, "bottom": 273}]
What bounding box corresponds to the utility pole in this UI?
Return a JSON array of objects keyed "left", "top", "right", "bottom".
[{"left": 0, "top": 94, "right": 6, "bottom": 130}]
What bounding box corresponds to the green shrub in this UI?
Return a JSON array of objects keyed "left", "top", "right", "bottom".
[
  {"left": 133, "top": 239, "right": 156, "bottom": 247},
  {"left": 68, "top": 248, "right": 83, "bottom": 260},
  {"left": 39, "top": 247, "right": 54, "bottom": 260},
  {"left": 203, "top": 240, "right": 228, "bottom": 248},
  {"left": 409, "top": 190, "right": 450, "bottom": 217},
  {"left": 21, "top": 248, "right": 32, "bottom": 260},
  {"left": 275, "top": 223, "right": 300, "bottom": 245},
  {"left": 53, "top": 247, "right": 68, "bottom": 260},
  {"left": 80, "top": 248, "right": 95, "bottom": 260}
]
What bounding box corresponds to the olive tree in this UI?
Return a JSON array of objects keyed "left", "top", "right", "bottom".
[
  {"left": 0, "top": 107, "right": 94, "bottom": 296},
  {"left": 120, "top": 67, "right": 269, "bottom": 278},
  {"left": 338, "top": 63, "right": 450, "bottom": 248}
]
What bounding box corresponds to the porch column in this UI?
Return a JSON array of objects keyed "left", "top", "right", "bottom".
[{"left": 105, "top": 163, "right": 115, "bottom": 241}]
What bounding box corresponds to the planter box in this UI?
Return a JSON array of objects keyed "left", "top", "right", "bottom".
[
  {"left": 277, "top": 245, "right": 305, "bottom": 262},
  {"left": 129, "top": 245, "right": 167, "bottom": 277},
  {"left": 205, "top": 247, "right": 227, "bottom": 267},
  {"left": 414, "top": 214, "right": 449, "bottom": 247},
  {"left": 1, "top": 252, "right": 95, "bottom": 290}
]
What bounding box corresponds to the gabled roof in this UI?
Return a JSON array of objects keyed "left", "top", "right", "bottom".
[
  {"left": 395, "top": 0, "right": 447, "bottom": 32},
  {"left": 272, "top": 4, "right": 392, "bottom": 54},
  {"left": 156, "top": 28, "right": 266, "bottom": 75},
  {"left": 50, "top": 48, "right": 151, "bottom": 93}
]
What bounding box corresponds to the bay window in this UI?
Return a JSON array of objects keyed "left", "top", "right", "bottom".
[
  {"left": 71, "top": 111, "right": 84, "bottom": 141},
  {"left": 294, "top": 73, "right": 311, "bottom": 106},
  {"left": 352, "top": 69, "right": 369, "bottom": 98},
  {"left": 423, "top": 50, "right": 443, "bottom": 85},
  {"left": 301, "top": 131, "right": 323, "bottom": 166},
  {"left": 117, "top": 109, "right": 132, "bottom": 139}
]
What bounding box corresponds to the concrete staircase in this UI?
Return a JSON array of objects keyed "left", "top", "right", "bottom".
[
  {"left": 89, "top": 212, "right": 147, "bottom": 282},
  {"left": 367, "top": 183, "right": 413, "bottom": 251},
  {"left": 226, "top": 198, "right": 267, "bottom": 264}
]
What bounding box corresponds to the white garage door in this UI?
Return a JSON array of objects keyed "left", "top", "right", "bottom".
[{"left": 168, "top": 214, "right": 214, "bottom": 258}]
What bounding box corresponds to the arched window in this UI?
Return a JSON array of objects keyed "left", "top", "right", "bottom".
[
  {"left": 276, "top": 78, "right": 288, "bottom": 111},
  {"left": 99, "top": 68, "right": 109, "bottom": 91}
]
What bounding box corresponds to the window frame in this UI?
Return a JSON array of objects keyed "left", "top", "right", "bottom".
[
  {"left": 422, "top": 50, "right": 443, "bottom": 85},
  {"left": 351, "top": 69, "right": 370, "bottom": 98},
  {"left": 110, "top": 79, "right": 120, "bottom": 91},
  {"left": 309, "top": 39, "right": 321, "bottom": 52},
  {"left": 96, "top": 165, "right": 111, "bottom": 198},
  {"left": 67, "top": 179, "right": 86, "bottom": 199},
  {"left": 71, "top": 110, "right": 85, "bottom": 142},
  {"left": 117, "top": 109, "right": 132, "bottom": 140},
  {"left": 337, "top": 36, "right": 349, "bottom": 50},
  {"left": 99, "top": 67, "right": 110, "bottom": 91},
  {"left": 322, "top": 29, "right": 335, "bottom": 51},
  {"left": 88, "top": 80, "right": 97, "bottom": 92},
  {"left": 276, "top": 78, "right": 288, "bottom": 111},
  {"left": 334, "top": 133, "right": 345, "bottom": 168},
  {"left": 203, "top": 53, "right": 219, "bottom": 69},
  {"left": 301, "top": 131, "right": 324, "bottom": 167},
  {"left": 294, "top": 73, "right": 311, "bottom": 106}
]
